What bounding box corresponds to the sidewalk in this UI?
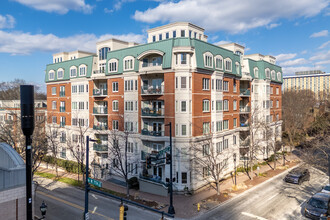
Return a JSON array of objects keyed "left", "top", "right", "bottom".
[{"left": 36, "top": 153, "right": 300, "bottom": 219}]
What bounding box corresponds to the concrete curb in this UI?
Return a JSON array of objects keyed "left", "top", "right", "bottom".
[{"left": 190, "top": 162, "right": 302, "bottom": 220}]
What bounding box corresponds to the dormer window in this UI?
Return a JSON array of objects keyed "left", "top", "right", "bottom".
[
  {"left": 166, "top": 32, "right": 169, "bottom": 39},
  {"left": 265, "top": 68, "right": 270, "bottom": 79},
  {"left": 204, "top": 52, "right": 213, "bottom": 68},
  {"left": 159, "top": 34, "right": 162, "bottom": 41},
  {"left": 49, "top": 70, "right": 55, "bottom": 80},
  {"left": 224, "top": 58, "right": 232, "bottom": 72},
  {"left": 277, "top": 72, "right": 282, "bottom": 81},
  {"left": 70, "top": 66, "right": 77, "bottom": 78},
  {"left": 57, "top": 68, "right": 64, "bottom": 79},
  {"left": 173, "top": 30, "right": 176, "bottom": 38},
  {"left": 123, "top": 56, "right": 134, "bottom": 71},
  {"left": 215, "top": 55, "right": 223, "bottom": 70},
  {"left": 254, "top": 67, "right": 259, "bottom": 78},
  {"left": 108, "top": 59, "right": 118, "bottom": 73},
  {"left": 152, "top": 36, "right": 156, "bottom": 42},
  {"left": 79, "top": 64, "right": 87, "bottom": 76},
  {"left": 271, "top": 70, "right": 276, "bottom": 80}
]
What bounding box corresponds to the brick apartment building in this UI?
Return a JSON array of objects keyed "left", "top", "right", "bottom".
[{"left": 45, "top": 22, "right": 282, "bottom": 192}]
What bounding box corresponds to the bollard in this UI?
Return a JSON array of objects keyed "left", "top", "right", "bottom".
[{"left": 197, "top": 203, "right": 200, "bottom": 212}]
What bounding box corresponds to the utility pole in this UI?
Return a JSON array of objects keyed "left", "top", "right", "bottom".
[
  {"left": 20, "top": 85, "right": 35, "bottom": 220},
  {"left": 166, "top": 122, "right": 175, "bottom": 215}
]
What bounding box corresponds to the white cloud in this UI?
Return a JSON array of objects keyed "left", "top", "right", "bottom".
[
  {"left": 0, "top": 30, "right": 145, "bottom": 55},
  {"left": 310, "top": 30, "right": 328, "bottom": 38},
  {"left": 0, "top": 15, "right": 15, "bottom": 29},
  {"left": 266, "top": 23, "right": 281, "bottom": 29},
  {"left": 12, "top": 0, "right": 94, "bottom": 14},
  {"left": 319, "top": 41, "right": 330, "bottom": 49},
  {"left": 279, "top": 58, "right": 309, "bottom": 67},
  {"left": 214, "top": 40, "right": 231, "bottom": 45},
  {"left": 301, "top": 50, "right": 308, "bottom": 54},
  {"left": 310, "top": 50, "right": 330, "bottom": 61},
  {"left": 105, "top": 0, "right": 135, "bottom": 13},
  {"left": 133, "top": 0, "right": 329, "bottom": 33},
  {"left": 275, "top": 53, "right": 297, "bottom": 62}
]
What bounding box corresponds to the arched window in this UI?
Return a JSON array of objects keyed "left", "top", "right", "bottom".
[
  {"left": 224, "top": 58, "right": 232, "bottom": 72},
  {"left": 49, "top": 70, "right": 55, "bottom": 80},
  {"left": 123, "top": 56, "right": 134, "bottom": 71},
  {"left": 99, "top": 47, "right": 110, "bottom": 60},
  {"left": 277, "top": 72, "right": 282, "bottom": 81},
  {"left": 70, "top": 66, "right": 77, "bottom": 78},
  {"left": 57, "top": 68, "right": 64, "bottom": 79},
  {"left": 271, "top": 70, "right": 276, "bottom": 80},
  {"left": 108, "top": 59, "right": 118, "bottom": 73},
  {"left": 79, "top": 64, "right": 87, "bottom": 76},
  {"left": 265, "top": 68, "right": 270, "bottom": 79},
  {"left": 254, "top": 67, "right": 259, "bottom": 78},
  {"left": 214, "top": 55, "right": 223, "bottom": 70},
  {"left": 203, "top": 52, "right": 213, "bottom": 68}
]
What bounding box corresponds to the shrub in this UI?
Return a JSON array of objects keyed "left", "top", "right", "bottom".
[
  {"left": 42, "top": 156, "right": 86, "bottom": 174},
  {"left": 128, "top": 177, "right": 139, "bottom": 190}
]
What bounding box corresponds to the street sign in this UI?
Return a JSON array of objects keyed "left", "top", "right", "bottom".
[{"left": 88, "top": 178, "right": 102, "bottom": 188}]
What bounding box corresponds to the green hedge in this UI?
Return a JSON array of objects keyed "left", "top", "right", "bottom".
[{"left": 42, "top": 155, "right": 86, "bottom": 174}]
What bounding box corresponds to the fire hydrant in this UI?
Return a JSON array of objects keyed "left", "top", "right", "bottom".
[{"left": 197, "top": 203, "right": 200, "bottom": 212}]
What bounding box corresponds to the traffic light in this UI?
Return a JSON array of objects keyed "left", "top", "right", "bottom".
[
  {"left": 146, "top": 156, "right": 151, "bottom": 169},
  {"left": 119, "top": 204, "right": 128, "bottom": 220},
  {"left": 166, "top": 153, "right": 171, "bottom": 164}
]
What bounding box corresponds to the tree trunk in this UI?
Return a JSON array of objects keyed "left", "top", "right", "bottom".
[
  {"left": 126, "top": 180, "right": 130, "bottom": 198},
  {"left": 274, "top": 153, "right": 276, "bottom": 170},
  {"left": 216, "top": 182, "right": 220, "bottom": 195}
]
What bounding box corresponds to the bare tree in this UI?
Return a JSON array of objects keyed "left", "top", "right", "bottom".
[
  {"left": 66, "top": 113, "right": 89, "bottom": 182},
  {"left": 282, "top": 90, "right": 316, "bottom": 149},
  {"left": 45, "top": 116, "right": 61, "bottom": 177},
  {"left": 185, "top": 129, "right": 234, "bottom": 195}
]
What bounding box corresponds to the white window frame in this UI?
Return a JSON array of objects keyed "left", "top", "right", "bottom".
[
  {"left": 112, "top": 100, "right": 119, "bottom": 111},
  {"left": 223, "top": 100, "right": 229, "bottom": 111},
  {"left": 233, "top": 100, "right": 237, "bottom": 111},
  {"left": 271, "top": 70, "right": 276, "bottom": 80},
  {"left": 57, "top": 69, "right": 64, "bottom": 79},
  {"left": 254, "top": 67, "right": 259, "bottom": 78},
  {"left": 265, "top": 68, "right": 270, "bottom": 79},
  {"left": 181, "top": 101, "right": 187, "bottom": 112},
  {"left": 214, "top": 55, "right": 223, "bottom": 70},
  {"left": 223, "top": 81, "right": 229, "bottom": 92},
  {"left": 108, "top": 59, "right": 118, "bottom": 73},
  {"left": 70, "top": 66, "right": 77, "bottom": 78},
  {"left": 123, "top": 56, "right": 134, "bottom": 71},
  {"left": 202, "top": 100, "right": 210, "bottom": 112},
  {"left": 235, "top": 62, "right": 240, "bottom": 75},
  {"left": 204, "top": 52, "right": 213, "bottom": 68},
  {"left": 79, "top": 64, "right": 87, "bottom": 76},
  {"left": 202, "top": 78, "right": 210, "bottom": 90},
  {"left": 277, "top": 72, "right": 282, "bottom": 81},
  {"left": 224, "top": 58, "right": 232, "bottom": 72},
  {"left": 52, "top": 87, "right": 56, "bottom": 95},
  {"left": 52, "top": 101, "right": 56, "bottom": 110},
  {"left": 49, "top": 70, "right": 55, "bottom": 80}
]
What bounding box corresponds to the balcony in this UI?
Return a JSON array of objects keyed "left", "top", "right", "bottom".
[
  {"left": 93, "top": 70, "right": 105, "bottom": 75},
  {"left": 93, "top": 89, "right": 107, "bottom": 97},
  {"left": 59, "top": 91, "right": 65, "bottom": 97},
  {"left": 93, "top": 124, "right": 108, "bottom": 130},
  {"left": 60, "top": 107, "right": 65, "bottom": 112},
  {"left": 239, "top": 106, "right": 250, "bottom": 114},
  {"left": 93, "top": 143, "right": 108, "bottom": 152},
  {"left": 141, "top": 85, "right": 164, "bottom": 95},
  {"left": 141, "top": 108, "right": 164, "bottom": 117},
  {"left": 240, "top": 89, "right": 250, "bottom": 96},
  {"left": 93, "top": 107, "right": 108, "bottom": 115},
  {"left": 141, "top": 129, "right": 164, "bottom": 136}
]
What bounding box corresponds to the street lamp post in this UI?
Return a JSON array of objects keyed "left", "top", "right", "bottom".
[{"left": 165, "top": 122, "right": 175, "bottom": 215}]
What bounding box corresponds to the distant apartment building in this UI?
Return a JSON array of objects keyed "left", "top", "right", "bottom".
[
  {"left": 283, "top": 70, "right": 330, "bottom": 99},
  {"left": 45, "top": 22, "right": 283, "bottom": 192}
]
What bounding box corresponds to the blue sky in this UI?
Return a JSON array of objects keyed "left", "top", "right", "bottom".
[{"left": 0, "top": 0, "right": 329, "bottom": 92}]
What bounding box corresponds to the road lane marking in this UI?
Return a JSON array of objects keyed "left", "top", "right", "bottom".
[
  {"left": 265, "top": 193, "right": 279, "bottom": 202},
  {"left": 92, "top": 194, "right": 98, "bottom": 199},
  {"left": 92, "top": 206, "right": 97, "bottom": 214},
  {"left": 241, "top": 212, "right": 268, "bottom": 220},
  {"left": 38, "top": 190, "right": 113, "bottom": 220}
]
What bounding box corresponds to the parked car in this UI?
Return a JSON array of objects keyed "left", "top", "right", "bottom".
[
  {"left": 284, "top": 168, "right": 310, "bottom": 184},
  {"left": 322, "top": 184, "right": 330, "bottom": 194},
  {"left": 305, "top": 192, "right": 330, "bottom": 219}
]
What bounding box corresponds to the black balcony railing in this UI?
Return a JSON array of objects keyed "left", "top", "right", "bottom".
[
  {"left": 93, "top": 107, "right": 108, "bottom": 114},
  {"left": 141, "top": 85, "right": 164, "bottom": 95},
  {"left": 141, "top": 108, "right": 164, "bottom": 116},
  {"left": 93, "top": 124, "right": 108, "bottom": 130},
  {"left": 141, "top": 129, "right": 163, "bottom": 136},
  {"left": 93, "top": 89, "right": 107, "bottom": 96},
  {"left": 93, "top": 143, "right": 108, "bottom": 152},
  {"left": 240, "top": 89, "right": 250, "bottom": 96}
]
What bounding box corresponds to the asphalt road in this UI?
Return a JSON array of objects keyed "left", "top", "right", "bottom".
[
  {"left": 34, "top": 181, "right": 169, "bottom": 220},
  {"left": 196, "top": 166, "right": 329, "bottom": 220}
]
